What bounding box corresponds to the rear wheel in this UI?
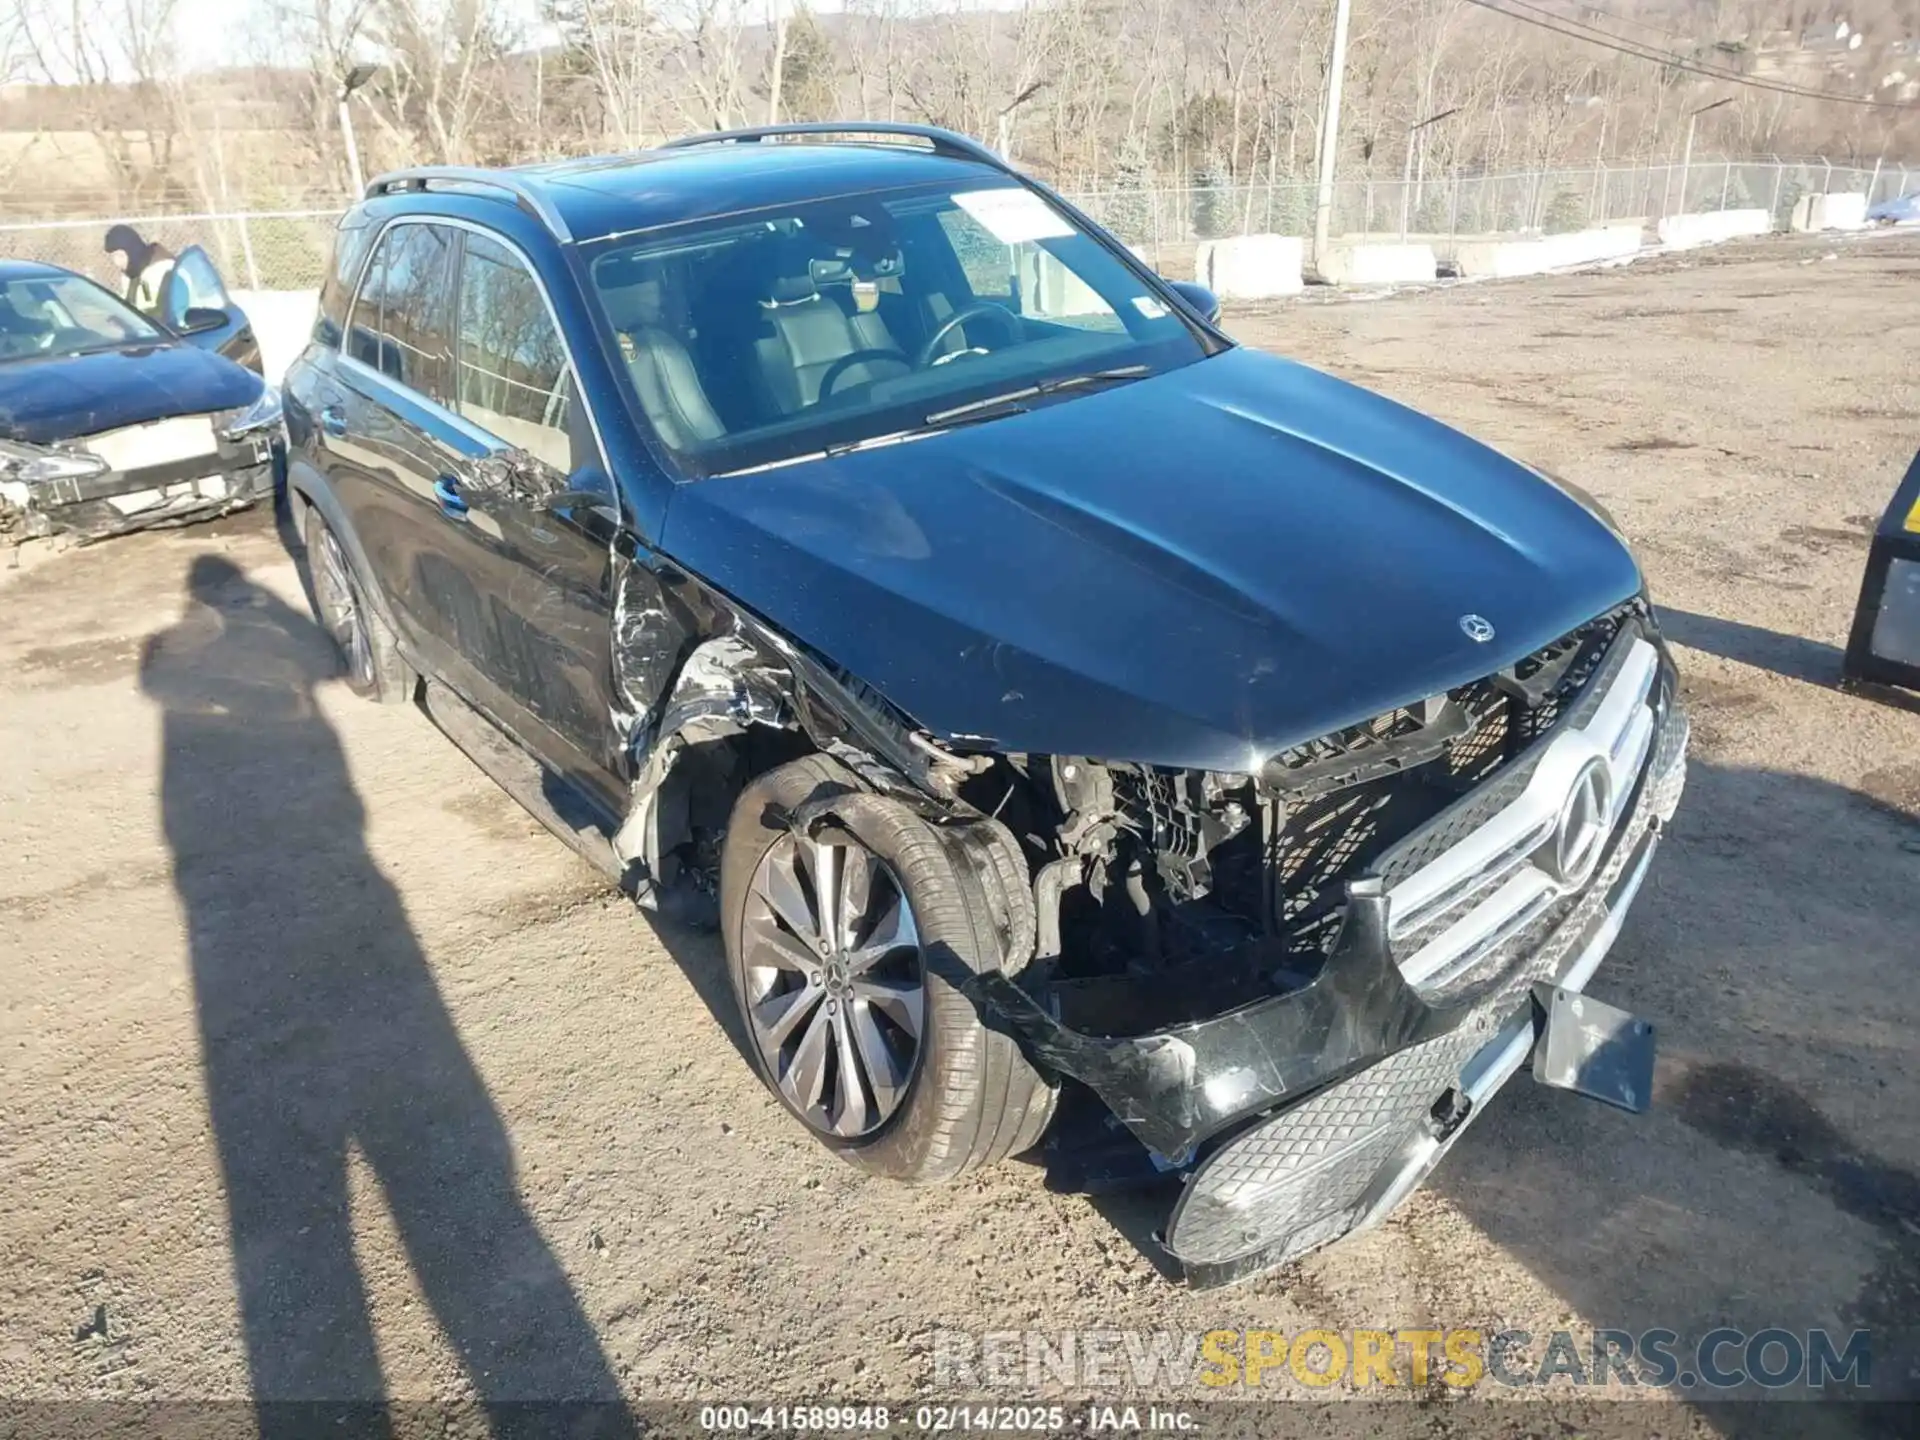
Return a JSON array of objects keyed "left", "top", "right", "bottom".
[
  {"left": 720, "top": 756, "right": 1055, "bottom": 1181},
  {"left": 303, "top": 504, "right": 412, "bottom": 703}
]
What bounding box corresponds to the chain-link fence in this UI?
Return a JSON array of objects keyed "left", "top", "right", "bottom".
[
  {"left": 0, "top": 209, "right": 345, "bottom": 291},
  {"left": 1070, "top": 158, "right": 1914, "bottom": 274},
  {"left": 1, "top": 158, "right": 1912, "bottom": 292}
]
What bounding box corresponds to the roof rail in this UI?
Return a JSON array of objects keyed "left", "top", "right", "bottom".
[
  {"left": 364, "top": 166, "right": 575, "bottom": 243},
  {"left": 658, "top": 122, "right": 1016, "bottom": 177}
]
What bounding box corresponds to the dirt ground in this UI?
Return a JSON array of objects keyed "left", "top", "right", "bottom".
[{"left": 4, "top": 231, "right": 1920, "bottom": 1435}]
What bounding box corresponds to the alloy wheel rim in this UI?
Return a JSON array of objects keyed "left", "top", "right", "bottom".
[
  {"left": 741, "top": 836, "right": 926, "bottom": 1139},
  {"left": 314, "top": 527, "right": 372, "bottom": 686}
]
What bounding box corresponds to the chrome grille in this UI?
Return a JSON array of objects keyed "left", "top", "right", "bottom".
[{"left": 1372, "top": 625, "right": 1669, "bottom": 998}]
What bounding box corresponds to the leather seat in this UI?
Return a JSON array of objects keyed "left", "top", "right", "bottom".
[
  {"left": 750, "top": 245, "right": 909, "bottom": 415},
  {"left": 602, "top": 276, "right": 725, "bottom": 452}
]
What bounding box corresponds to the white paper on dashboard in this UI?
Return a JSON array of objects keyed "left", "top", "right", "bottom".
[{"left": 952, "top": 188, "right": 1075, "bottom": 245}]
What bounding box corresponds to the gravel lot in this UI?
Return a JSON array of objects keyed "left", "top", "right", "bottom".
[{"left": 4, "top": 231, "right": 1919, "bottom": 1436}]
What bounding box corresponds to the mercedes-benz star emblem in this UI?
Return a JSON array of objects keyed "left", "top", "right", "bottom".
[
  {"left": 1543, "top": 757, "right": 1614, "bottom": 889},
  {"left": 1459, "top": 614, "right": 1496, "bottom": 643}
]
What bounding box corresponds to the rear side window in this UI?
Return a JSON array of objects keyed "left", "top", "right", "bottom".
[
  {"left": 346, "top": 221, "right": 458, "bottom": 401},
  {"left": 454, "top": 231, "right": 583, "bottom": 479},
  {"left": 313, "top": 216, "right": 376, "bottom": 350}
]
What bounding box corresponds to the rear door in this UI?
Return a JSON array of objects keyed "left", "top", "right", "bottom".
[
  {"left": 421, "top": 227, "right": 625, "bottom": 808},
  {"left": 321, "top": 218, "right": 473, "bottom": 680}
]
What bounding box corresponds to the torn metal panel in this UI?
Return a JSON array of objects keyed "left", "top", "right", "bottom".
[
  {"left": 607, "top": 545, "right": 696, "bottom": 744},
  {"left": 611, "top": 631, "right": 792, "bottom": 872}
]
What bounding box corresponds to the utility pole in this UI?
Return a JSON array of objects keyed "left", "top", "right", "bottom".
[
  {"left": 768, "top": 2, "right": 789, "bottom": 125},
  {"left": 995, "top": 80, "right": 1050, "bottom": 167},
  {"left": 1399, "top": 107, "right": 1460, "bottom": 239},
  {"left": 337, "top": 64, "right": 376, "bottom": 199},
  {"left": 1311, "top": 0, "right": 1354, "bottom": 273},
  {"left": 1676, "top": 96, "right": 1732, "bottom": 218}
]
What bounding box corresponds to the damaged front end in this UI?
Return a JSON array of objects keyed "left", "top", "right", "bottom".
[
  {"left": 958, "top": 603, "right": 1688, "bottom": 1285},
  {"left": 593, "top": 544, "right": 1686, "bottom": 1287},
  {"left": 0, "top": 393, "right": 281, "bottom": 543}
]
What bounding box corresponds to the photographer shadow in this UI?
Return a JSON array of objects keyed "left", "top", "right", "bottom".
[{"left": 141, "top": 556, "right": 634, "bottom": 1438}]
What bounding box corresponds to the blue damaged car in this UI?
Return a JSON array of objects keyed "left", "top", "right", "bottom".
[
  {"left": 0, "top": 253, "right": 280, "bottom": 541},
  {"left": 282, "top": 123, "right": 1689, "bottom": 1286}
]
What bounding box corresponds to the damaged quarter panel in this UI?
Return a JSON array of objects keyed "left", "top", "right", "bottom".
[{"left": 657, "top": 345, "right": 1642, "bottom": 769}]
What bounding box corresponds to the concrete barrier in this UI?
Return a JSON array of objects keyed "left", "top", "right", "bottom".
[
  {"left": 1015, "top": 250, "right": 1108, "bottom": 317},
  {"left": 1192, "top": 234, "right": 1304, "bottom": 299},
  {"left": 1453, "top": 237, "right": 1552, "bottom": 279},
  {"left": 1655, "top": 208, "right": 1772, "bottom": 249},
  {"left": 1790, "top": 192, "right": 1870, "bottom": 233},
  {"left": 1540, "top": 224, "right": 1643, "bottom": 268},
  {"left": 233, "top": 289, "right": 319, "bottom": 386},
  {"left": 1316, "top": 241, "right": 1437, "bottom": 287}
]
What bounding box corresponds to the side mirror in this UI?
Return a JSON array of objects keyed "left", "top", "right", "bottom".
[
  {"left": 181, "top": 306, "right": 229, "bottom": 334},
  {"left": 545, "top": 465, "right": 615, "bottom": 515},
  {"left": 1166, "top": 280, "right": 1222, "bottom": 326}
]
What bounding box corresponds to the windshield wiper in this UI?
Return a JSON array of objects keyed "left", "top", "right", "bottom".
[
  {"left": 711, "top": 367, "right": 1151, "bottom": 479},
  {"left": 715, "top": 405, "right": 1032, "bottom": 477},
  {"left": 823, "top": 402, "right": 1034, "bottom": 455},
  {"left": 925, "top": 365, "right": 1151, "bottom": 425}
]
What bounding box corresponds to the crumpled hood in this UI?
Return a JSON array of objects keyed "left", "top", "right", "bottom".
[
  {"left": 661, "top": 346, "right": 1642, "bottom": 772},
  {"left": 0, "top": 342, "right": 262, "bottom": 446}
]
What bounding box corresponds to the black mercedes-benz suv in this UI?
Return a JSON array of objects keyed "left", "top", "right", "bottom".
[{"left": 282, "top": 123, "right": 1688, "bottom": 1286}]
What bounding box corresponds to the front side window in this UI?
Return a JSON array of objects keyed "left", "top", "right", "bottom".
[
  {"left": 169, "top": 248, "right": 229, "bottom": 312},
  {"left": 585, "top": 181, "right": 1208, "bottom": 477},
  {"left": 346, "top": 221, "right": 457, "bottom": 400},
  {"left": 0, "top": 274, "right": 161, "bottom": 362},
  {"left": 454, "top": 231, "right": 580, "bottom": 479}
]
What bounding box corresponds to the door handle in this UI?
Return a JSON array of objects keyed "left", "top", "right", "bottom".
[
  {"left": 319, "top": 405, "right": 347, "bottom": 437},
  {"left": 433, "top": 475, "right": 470, "bottom": 520}
]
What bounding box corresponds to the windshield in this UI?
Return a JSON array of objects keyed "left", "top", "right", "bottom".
[
  {"left": 0, "top": 273, "right": 162, "bottom": 362},
  {"left": 586, "top": 181, "right": 1209, "bottom": 476}
]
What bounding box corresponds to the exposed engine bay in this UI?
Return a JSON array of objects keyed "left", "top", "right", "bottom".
[{"left": 930, "top": 603, "right": 1637, "bottom": 1041}]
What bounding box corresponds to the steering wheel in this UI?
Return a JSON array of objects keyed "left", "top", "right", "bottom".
[
  {"left": 915, "top": 303, "right": 1024, "bottom": 369},
  {"left": 817, "top": 347, "right": 913, "bottom": 401}
]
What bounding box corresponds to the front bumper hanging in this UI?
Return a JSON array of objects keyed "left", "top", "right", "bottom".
[
  {"left": 967, "top": 628, "right": 1690, "bottom": 1287},
  {"left": 1, "top": 435, "right": 277, "bottom": 543}
]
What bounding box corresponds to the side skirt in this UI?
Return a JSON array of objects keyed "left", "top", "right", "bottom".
[{"left": 418, "top": 677, "right": 630, "bottom": 888}]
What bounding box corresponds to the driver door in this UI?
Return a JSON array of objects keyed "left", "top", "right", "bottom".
[{"left": 159, "top": 245, "right": 261, "bottom": 372}]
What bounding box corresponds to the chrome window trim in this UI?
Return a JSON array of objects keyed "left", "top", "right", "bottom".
[{"left": 339, "top": 212, "right": 615, "bottom": 503}]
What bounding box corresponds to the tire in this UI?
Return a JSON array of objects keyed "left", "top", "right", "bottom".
[
  {"left": 719, "top": 755, "right": 1057, "bottom": 1182},
  {"left": 302, "top": 503, "right": 413, "bottom": 704}
]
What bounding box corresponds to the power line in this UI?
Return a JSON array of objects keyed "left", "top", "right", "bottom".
[
  {"left": 1483, "top": 0, "right": 1913, "bottom": 108},
  {"left": 1563, "top": 2, "right": 1696, "bottom": 45},
  {"left": 1462, "top": 0, "right": 1917, "bottom": 110}
]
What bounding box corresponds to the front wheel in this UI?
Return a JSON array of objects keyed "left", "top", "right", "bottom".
[{"left": 719, "top": 756, "right": 1055, "bottom": 1182}]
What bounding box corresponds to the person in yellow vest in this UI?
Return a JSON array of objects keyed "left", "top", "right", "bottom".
[{"left": 103, "top": 225, "right": 176, "bottom": 314}]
